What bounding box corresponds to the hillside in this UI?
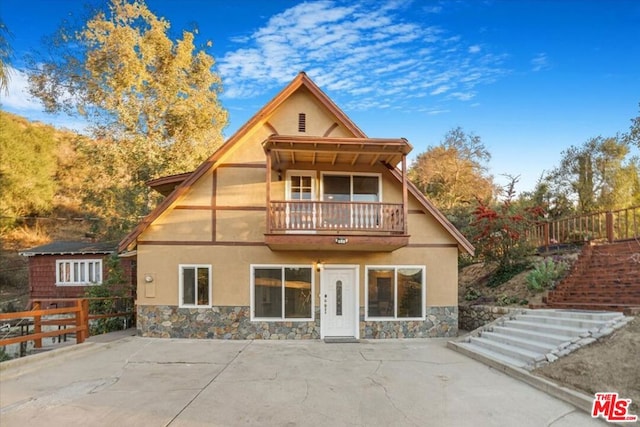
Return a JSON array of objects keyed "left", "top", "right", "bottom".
[{"left": 0, "top": 112, "right": 98, "bottom": 311}]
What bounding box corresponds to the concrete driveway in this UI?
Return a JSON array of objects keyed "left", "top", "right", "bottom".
[{"left": 0, "top": 334, "right": 604, "bottom": 426}]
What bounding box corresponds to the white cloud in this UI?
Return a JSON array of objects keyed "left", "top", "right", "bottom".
[
  {"left": 0, "top": 66, "right": 89, "bottom": 133},
  {"left": 218, "top": 0, "right": 508, "bottom": 112},
  {"left": 531, "top": 52, "right": 550, "bottom": 72},
  {"left": 468, "top": 45, "right": 481, "bottom": 54},
  {"left": 0, "top": 66, "right": 43, "bottom": 111}
]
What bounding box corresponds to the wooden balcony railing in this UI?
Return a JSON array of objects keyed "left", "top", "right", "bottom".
[
  {"left": 530, "top": 205, "right": 640, "bottom": 248},
  {"left": 268, "top": 201, "right": 405, "bottom": 233}
]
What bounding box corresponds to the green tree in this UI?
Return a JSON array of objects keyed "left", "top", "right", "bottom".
[
  {"left": 409, "top": 127, "right": 495, "bottom": 211},
  {"left": 547, "top": 136, "right": 638, "bottom": 212},
  {"left": 0, "top": 112, "right": 58, "bottom": 222},
  {"left": 623, "top": 103, "right": 640, "bottom": 149},
  {"left": 27, "top": 0, "right": 228, "bottom": 237}
]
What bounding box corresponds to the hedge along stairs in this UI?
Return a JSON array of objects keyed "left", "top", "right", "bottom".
[{"left": 543, "top": 240, "right": 640, "bottom": 313}]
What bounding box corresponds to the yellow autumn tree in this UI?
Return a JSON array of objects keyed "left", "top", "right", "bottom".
[
  {"left": 409, "top": 127, "right": 496, "bottom": 211},
  {"left": 27, "top": 0, "right": 228, "bottom": 237}
]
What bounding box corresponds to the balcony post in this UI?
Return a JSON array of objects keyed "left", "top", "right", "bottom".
[
  {"left": 402, "top": 154, "right": 408, "bottom": 234},
  {"left": 266, "top": 150, "right": 272, "bottom": 234}
]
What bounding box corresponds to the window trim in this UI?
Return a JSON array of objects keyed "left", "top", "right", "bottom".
[
  {"left": 178, "top": 264, "right": 212, "bottom": 308},
  {"left": 364, "top": 265, "right": 426, "bottom": 321},
  {"left": 250, "top": 264, "right": 315, "bottom": 322},
  {"left": 55, "top": 259, "right": 103, "bottom": 286},
  {"left": 285, "top": 170, "right": 317, "bottom": 201}
]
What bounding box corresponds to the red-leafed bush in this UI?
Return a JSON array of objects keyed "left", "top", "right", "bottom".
[{"left": 467, "top": 180, "right": 546, "bottom": 286}]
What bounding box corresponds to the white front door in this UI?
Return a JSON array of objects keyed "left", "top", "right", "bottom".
[{"left": 321, "top": 266, "right": 358, "bottom": 338}]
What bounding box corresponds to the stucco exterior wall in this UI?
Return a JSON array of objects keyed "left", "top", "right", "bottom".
[
  {"left": 136, "top": 244, "right": 457, "bottom": 308},
  {"left": 132, "top": 80, "right": 464, "bottom": 339}
]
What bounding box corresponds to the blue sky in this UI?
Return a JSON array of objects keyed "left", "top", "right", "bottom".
[{"left": 2, "top": 0, "right": 639, "bottom": 193}]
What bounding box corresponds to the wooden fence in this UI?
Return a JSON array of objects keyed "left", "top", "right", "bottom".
[
  {"left": 530, "top": 205, "right": 640, "bottom": 248},
  {"left": 0, "top": 297, "right": 134, "bottom": 355}
]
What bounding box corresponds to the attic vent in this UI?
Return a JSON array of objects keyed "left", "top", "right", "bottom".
[{"left": 298, "top": 113, "right": 306, "bottom": 132}]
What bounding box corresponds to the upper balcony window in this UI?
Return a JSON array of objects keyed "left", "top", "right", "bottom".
[
  {"left": 322, "top": 173, "right": 380, "bottom": 202},
  {"left": 298, "top": 113, "right": 306, "bottom": 132}
]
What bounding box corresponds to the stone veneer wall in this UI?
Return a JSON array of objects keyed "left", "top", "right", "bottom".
[
  {"left": 137, "top": 305, "right": 458, "bottom": 339},
  {"left": 458, "top": 305, "right": 522, "bottom": 332},
  {"left": 361, "top": 306, "right": 458, "bottom": 338}
]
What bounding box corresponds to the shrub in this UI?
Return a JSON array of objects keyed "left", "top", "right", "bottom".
[
  {"left": 84, "top": 254, "right": 134, "bottom": 335},
  {"left": 486, "top": 262, "right": 530, "bottom": 288},
  {"left": 526, "top": 258, "right": 567, "bottom": 292},
  {"left": 496, "top": 294, "right": 520, "bottom": 306},
  {"left": 464, "top": 287, "right": 482, "bottom": 301}
]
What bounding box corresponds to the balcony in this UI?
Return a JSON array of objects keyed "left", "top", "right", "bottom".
[
  {"left": 263, "top": 135, "right": 412, "bottom": 251},
  {"left": 265, "top": 201, "right": 409, "bottom": 251}
]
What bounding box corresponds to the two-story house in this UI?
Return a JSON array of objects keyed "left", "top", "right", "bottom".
[{"left": 119, "top": 72, "right": 473, "bottom": 340}]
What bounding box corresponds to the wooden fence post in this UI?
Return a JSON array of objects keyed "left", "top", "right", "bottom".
[
  {"left": 606, "top": 211, "right": 614, "bottom": 243},
  {"left": 76, "top": 299, "right": 90, "bottom": 344},
  {"left": 543, "top": 223, "right": 550, "bottom": 250},
  {"left": 33, "top": 301, "right": 42, "bottom": 348}
]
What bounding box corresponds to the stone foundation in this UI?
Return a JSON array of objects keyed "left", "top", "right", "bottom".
[
  {"left": 361, "top": 306, "right": 458, "bottom": 338},
  {"left": 137, "top": 305, "right": 320, "bottom": 339},
  {"left": 458, "top": 305, "right": 521, "bottom": 332},
  {"left": 137, "top": 305, "right": 458, "bottom": 339}
]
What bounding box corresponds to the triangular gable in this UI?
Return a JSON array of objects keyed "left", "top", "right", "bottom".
[
  {"left": 118, "top": 71, "right": 474, "bottom": 255},
  {"left": 119, "top": 72, "right": 363, "bottom": 252}
]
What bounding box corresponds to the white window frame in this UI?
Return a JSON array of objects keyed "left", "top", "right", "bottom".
[
  {"left": 56, "top": 259, "right": 103, "bottom": 286},
  {"left": 250, "top": 264, "right": 315, "bottom": 322},
  {"left": 365, "top": 265, "right": 426, "bottom": 321},
  {"left": 285, "top": 170, "right": 317, "bottom": 201},
  {"left": 179, "top": 264, "right": 212, "bottom": 308},
  {"left": 320, "top": 171, "right": 382, "bottom": 202}
]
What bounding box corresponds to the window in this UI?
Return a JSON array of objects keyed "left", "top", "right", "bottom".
[
  {"left": 56, "top": 259, "right": 102, "bottom": 285},
  {"left": 366, "top": 266, "right": 425, "bottom": 319},
  {"left": 322, "top": 173, "right": 380, "bottom": 203},
  {"left": 252, "top": 265, "right": 313, "bottom": 320},
  {"left": 179, "top": 265, "right": 211, "bottom": 307},
  {"left": 322, "top": 173, "right": 381, "bottom": 228}
]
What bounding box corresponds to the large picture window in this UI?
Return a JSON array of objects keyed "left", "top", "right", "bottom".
[
  {"left": 252, "top": 265, "right": 313, "bottom": 321},
  {"left": 366, "top": 266, "right": 425, "bottom": 319},
  {"left": 56, "top": 259, "right": 102, "bottom": 285},
  {"left": 179, "top": 265, "right": 211, "bottom": 308}
]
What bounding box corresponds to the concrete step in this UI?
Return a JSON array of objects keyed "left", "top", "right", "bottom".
[
  {"left": 454, "top": 341, "right": 528, "bottom": 368},
  {"left": 492, "top": 326, "right": 569, "bottom": 345},
  {"left": 513, "top": 314, "right": 609, "bottom": 330},
  {"left": 468, "top": 336, "right": 543, "bottom": 364},
  {"left": 480, "top": 331, "right": 557, "bottom": 354},
  {"left": 502, "top": 319, "right": 587, "bottom": 337},
  {"left": 522, "top": 309, "right": 623, "bottom": 321}
]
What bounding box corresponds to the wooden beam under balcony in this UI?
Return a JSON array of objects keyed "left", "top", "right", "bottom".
[{"left": 264, "top": 233, "right": 409, "bottom": 252}]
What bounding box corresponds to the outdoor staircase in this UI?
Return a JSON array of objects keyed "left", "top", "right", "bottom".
[
  {"left": 544, "top": 240, "right": 640, "bottom": 312},
  {"left": 448, "top": 309, "right": 629, "bottom": 370}
]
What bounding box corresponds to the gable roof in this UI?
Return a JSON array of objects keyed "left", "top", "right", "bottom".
[
  {"left": 118, "top": 72, "right": 474, "bottom": 255},
  {"left": 20, "top": 241, "right": 117, "bottom": 257}
]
